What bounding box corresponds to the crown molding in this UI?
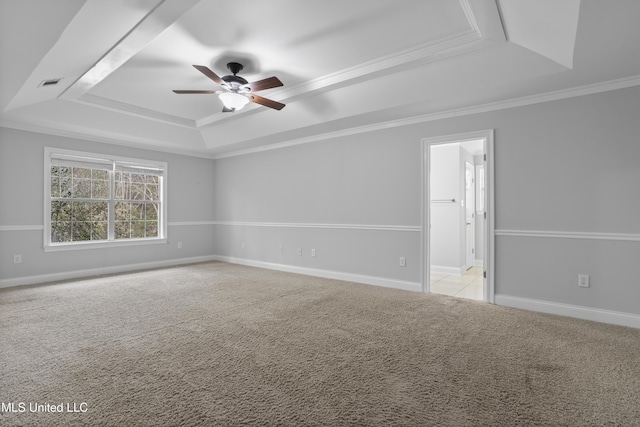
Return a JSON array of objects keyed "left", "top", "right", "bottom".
[
  {"left": 4, "top": 74, "right": 639, "bottom": 162},
  {"left": 213, "top": 74, "right": 640, "bottom": 159},
  {"left": 75, "top": 94, "right": 195, "bottom": 128},
  {"left": 0, "top": 119, "right": 217, "bottom": 160}
]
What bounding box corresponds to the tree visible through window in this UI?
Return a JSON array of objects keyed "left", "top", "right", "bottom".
[
  {"left": 45, "top": 149, "right": 166, "bottom": 247},
  {"left": 50, "top": 166, "right": 109, "bottom": 242},
  {"left": 114, "top": 171, "right": 159, "bottom": 239}
]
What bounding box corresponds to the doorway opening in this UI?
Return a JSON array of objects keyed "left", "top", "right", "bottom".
[{"left": 421, "top": 130, "right": 494, "bottom": 302}]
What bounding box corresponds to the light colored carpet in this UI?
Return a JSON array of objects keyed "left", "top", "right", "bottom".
[{"left": 1, "top": 261, "right": 639, "bottom": 426}]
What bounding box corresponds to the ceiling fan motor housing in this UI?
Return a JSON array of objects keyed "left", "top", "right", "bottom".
[
  {"left": 226, "top": 62, "right": 244, "bottom": 75},
  {"left": 222, "top": 74, "right": 249, "bottom": 87},
  {"left": 222, "top": 62, "right": 248, "bottom": 90}
]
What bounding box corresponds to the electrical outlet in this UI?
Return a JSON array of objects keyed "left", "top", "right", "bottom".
[
  {"left": 311, "top": 248, "right": 316, "bottom": 257},
  {"left": 297, "top": 248, "right": 302, "bottom": 256},
  {"left": 578, "top": 274, "right": 590, "bottom": 288},
  {"left": 13, "top": 254, "right": 22, "bottom": 264},
  {"left": 177, "top": 242, "right": 182, "bottom": 249},
  {"left": 399, "top": 257, "right": 406, "bottom": 267}
]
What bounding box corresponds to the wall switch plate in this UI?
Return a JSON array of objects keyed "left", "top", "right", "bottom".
[
  {"left": 578, "top": 274, "right": 589, "bottom": 288},
  {"left": 241, "top": 242, "right": 245, "bottom": 249},
  {"left": 297, "top": 248, "right": 302, "bottom": 256},
  {"left": 311, "top": 248, "right": 316, "bottom": 257},
  {"left": 280, "top": 245, "right": 283, "bottom": 254},
  {"left": 177, "top": 242, "right": 182, "bottom": 249},
  {"left": 399, "top": 257, "right": 406, "bottom": 267},
  {"left": 13, "top": 254, "right": 22, "bottom": 264}
]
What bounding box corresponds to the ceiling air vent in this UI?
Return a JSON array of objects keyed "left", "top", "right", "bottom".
[{"left": 39, "top": 78, "right": 62, "bottom": 87}]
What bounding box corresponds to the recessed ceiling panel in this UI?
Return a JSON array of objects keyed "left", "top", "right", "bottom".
[{"left": 88, "top": 0, "right": 472, "bottom": 121}]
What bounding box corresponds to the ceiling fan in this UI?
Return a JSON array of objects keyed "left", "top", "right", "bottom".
[{"left": 173, "top": 62, "right": 285, "bottom": 112}]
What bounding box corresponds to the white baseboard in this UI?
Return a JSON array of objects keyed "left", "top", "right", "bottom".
[
  {"left": 213, "top": 255, "right": 422, "bottom": 293},
  {"left": 430, "top": 265, "right": 465, "bottom": 275},
  {"left": 495, "top": 294, "right": 640, "bottom": 329},
  {"left": 1, "top": 254, "right": 421, "bottom": 293},
  {"left": 0, "top": 255, "right": 217, "bottom": 289}
]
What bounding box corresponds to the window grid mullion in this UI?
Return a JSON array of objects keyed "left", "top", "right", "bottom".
[{"left": 108, "top": 169, "right": 115, "bottom": 241}]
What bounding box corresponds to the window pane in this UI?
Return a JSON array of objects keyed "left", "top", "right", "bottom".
[
  {"left": 51, "top": 222, "right": 71, "bottom": 242},
  {"left": 92, "top": 170, "right": 108, "bottom": 180},
  {"left": 91, "top": 202, "right": 108, "bottom": 222},
  {"left": 115, "top": 221, "right": 131, "bottom": 239},
  {"left": 60, "top": 177, "right": 72, "bottom": 198},
  {"left": 51, "top": 177, "right": 60, "bottom": 198},
  {"left": 131, "top": 173, "right": 145, "bottom": 183},
  {"left": 73, "top": 178, "right": 91, "bottom": 198},
  {"left": 72, "top": 201, "right": 91, "bottom": 221},
  {"left": 92, "top": 222, "right": 108, "bottom": 240},
  {"left": 72, "top": 222, "right": 91, "bottom": 241},
  {"left": 59, "top": 167, "right": 71, "bottom": 178},
  {"left": 145, "top": 221, "right": 158, "bottom": 238},
  {"left": 114, "top": 181, "right": 129, "bottom": 200},
  {"left": 146, "top": 175, "right": 158, "bottom": 184},
  {"left": 51, "top": 201, "right": 72, "bottom": 221},
  {"left": 115, "top": 202, "right": 130, "bottom": 221},
  {"left": 131, "top": 203, "right": 144, "bottom": 220},
  {"left": 146, "top": 203, "right": 158, "bottom": 220},
  {"left": 132, "top": 221, "right": 146, "bottom": 238},
  {"left": 73, "top": 167, "right": 91, "bottom": 179},
  {"left": 130, "top": 183, "right": 145, "bottom": 200},
  {"left": 146, "top": 184, "right": 158, "bottom": 201},
  {"left": 92, "top": 179, "right": 109, "bottom": 199}
]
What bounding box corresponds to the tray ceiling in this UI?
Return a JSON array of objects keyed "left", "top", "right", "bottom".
[{"left": 1, "top": 0, "right": 639, "bottom": 158}]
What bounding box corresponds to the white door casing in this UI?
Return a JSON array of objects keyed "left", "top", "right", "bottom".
[
  {"left": 421, "top": 129, "right": 495, "bottom": 303},
  {"left": 465, "top": 161, "right": 475, "bottom": 270}
]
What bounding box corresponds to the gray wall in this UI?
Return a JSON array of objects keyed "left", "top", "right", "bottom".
[
  {"left": 2, "top": 86, "right": 639, "bottom": 320},
  {"left": 213, "top": 131, "right": 422, "bottom": 286},
  {"left": 0, "top": 128, "right": 216, "bottom": 285},
  {"left": 213, "top": 86, "right": 640, "bottom": 316}
]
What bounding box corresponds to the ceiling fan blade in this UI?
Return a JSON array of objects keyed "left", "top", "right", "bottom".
[
  {"left": 193, "top": 65, "right": 223, "bottom": 85},
  {"left": 173, "top": 90, "right": 220, "bottom": 94},
  {"left": 243, "top": 76, "right": 283, "bottom": 92},
  {"left": 249, "top": 94, "right": 285, "bottom": 111}
]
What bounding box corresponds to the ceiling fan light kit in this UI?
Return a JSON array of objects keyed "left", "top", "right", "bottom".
[
  {"left": 219, "top": 92, "right": 249, "bottom": 111},
  {"left": 173, "top": 62, "right": 285, "bottom": 112}
]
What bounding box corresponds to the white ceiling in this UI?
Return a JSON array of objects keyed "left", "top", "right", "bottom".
[{"left": 1, "top": 0, "right": 639, "bottom": 158}]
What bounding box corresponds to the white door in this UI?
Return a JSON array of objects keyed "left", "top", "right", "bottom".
[{"left": 465, "top": 162, "right": 475, "bottom": 270}]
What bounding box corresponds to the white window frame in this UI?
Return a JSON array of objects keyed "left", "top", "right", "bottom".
[{"left": 44, "top": 147, "right": 168, "bottom": 252}]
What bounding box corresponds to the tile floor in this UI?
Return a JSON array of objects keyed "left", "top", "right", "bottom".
[{"left": 430, "top": 266, "right": 484, "bottom": 301}]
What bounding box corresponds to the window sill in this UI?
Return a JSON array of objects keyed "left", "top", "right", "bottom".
[{"left": 43, "top": 238, "right": 167, "bottom": 252}]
